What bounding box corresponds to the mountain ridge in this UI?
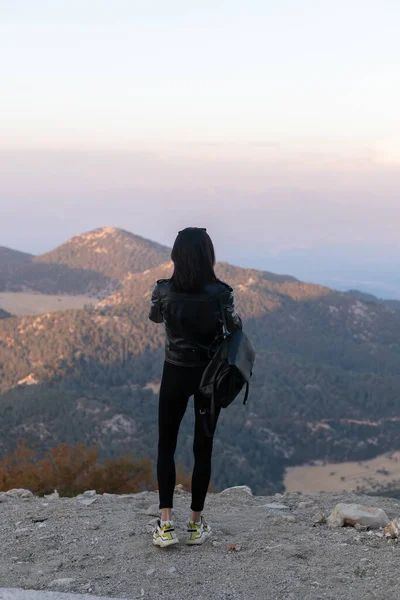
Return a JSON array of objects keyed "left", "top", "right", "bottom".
[
  {"left": 1, "top": 227, "right": 400, "bottom": 493},
  {"left": 0, "top": 227, "right": 170, "bottom": 297}
]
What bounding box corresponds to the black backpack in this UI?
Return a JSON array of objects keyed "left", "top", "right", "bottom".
[{"left": 198, "top": 295, "right": 256, "bottom": 437}]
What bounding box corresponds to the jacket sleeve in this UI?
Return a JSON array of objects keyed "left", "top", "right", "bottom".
[
  {"left": 222, "top": 289, "right": 242, "bottom": 333},
  {"left": 149, "top": 284, "right": 164, "bottom": 323}
]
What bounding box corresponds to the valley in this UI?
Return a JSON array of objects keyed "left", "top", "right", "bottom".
[
  {"left": 0, "top": 292, "right": 98, "bottom": 317},
  {"left": 285, "top": 451, "right": 400, "bottom": 496}
]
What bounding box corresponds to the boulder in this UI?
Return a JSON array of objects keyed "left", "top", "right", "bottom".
[
  {"left": 219, "top": 485, "right": 253, "bottom": 497},
  {"left": 327, "top": 503, "right": 389, "bottom": 529},
  {"left": 6, "top": 489, "right": 33, "bottom": 499}
]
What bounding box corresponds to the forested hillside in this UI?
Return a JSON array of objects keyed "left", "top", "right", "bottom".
[{"left": 1, "top": 230, "right": 400, "bottom": 493}]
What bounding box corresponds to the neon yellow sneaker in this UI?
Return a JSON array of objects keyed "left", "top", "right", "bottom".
[
  {"left": 186, "top": 516, "right": 211, "bottom": 545},
  {"left": 152, "top": 519, "right": 179, "bottom": 548}
]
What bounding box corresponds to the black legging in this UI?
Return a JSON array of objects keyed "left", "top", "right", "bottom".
[{"left": 157, "top": 360, "right": 220, "bottom": 512}]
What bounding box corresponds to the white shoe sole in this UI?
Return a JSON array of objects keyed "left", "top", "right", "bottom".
[
  {"left": 186, "top": 531, "right": 211, "bottom": 545},
  {"left": 153, "top": 536, "right": 179, "bottom": 548}
]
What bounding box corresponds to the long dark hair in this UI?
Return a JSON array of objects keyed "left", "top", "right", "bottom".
[{"left": 170, "top": 227, "right": 217, "bottom": 293}]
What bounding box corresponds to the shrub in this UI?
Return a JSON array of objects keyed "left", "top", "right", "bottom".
[{"left": 0, "top": 441, "right": 153, "bottom": 496}]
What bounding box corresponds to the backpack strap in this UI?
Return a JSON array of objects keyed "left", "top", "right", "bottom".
[
  {"left": 243, "top": 381, "right": 250, "bottom": 405},
  {"left": 200, "top": 362, "right": 224, "bottom": 439},
  {"left": 218, "top": 294, "right": 229, "bottom": 339}
]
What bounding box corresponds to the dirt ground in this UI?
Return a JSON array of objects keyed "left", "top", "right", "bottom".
[{"left": 1, "top": 486, "right": 400, "bottom": 600}]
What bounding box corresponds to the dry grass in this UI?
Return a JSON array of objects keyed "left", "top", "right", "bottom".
[
  {"left": 0, "top": 292, "right": 98, "bottom": 316},
  {"left": 285, "top": 451, "right": 400, "bottom": 494}
]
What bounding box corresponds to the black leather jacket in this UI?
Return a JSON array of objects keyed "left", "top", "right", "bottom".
[{"left": 149, "top": 278, "right": 242, "bottom": 367}]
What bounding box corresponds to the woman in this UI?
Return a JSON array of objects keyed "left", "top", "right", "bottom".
[{"left": 149, "top": 227, "right": 242, "bottom": 547}]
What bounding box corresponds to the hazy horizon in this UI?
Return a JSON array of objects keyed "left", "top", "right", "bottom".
[{"left": 2, "top": 1, "right": 400, "bottom": 298}]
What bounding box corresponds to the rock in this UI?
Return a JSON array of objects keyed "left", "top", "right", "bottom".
[
  {"left": 168, "top": 566, "right": 177, "bottom": 574},
  {"left": 146, "top": 504, "right": 160, "bottom": 517},
  {"left": 6, "top": 489, "right": 33, "bottom": 498},
  {"left": 174, "top": 484, "right": 185, "bottom": 493},
  {"left": 75, "top": 491, "right": 98, "bottom": 505},
  {"left": 219, "top": 485, "right": 253, "bottom": 497},
  {"left": 133, "top": 491, "right": 153, "bottom": 500},
  {"left": 227, "top": 543, "right": 241, "bottom": 551},
  {"left": 298, "top": 501, "right": 314, "bottom": 509},
  {"left": 312, "top": 512, "right": 327, "bottom": 525},
  {"left": 0, "top": 493, "right": 8, "bottom": 503},
  {"left": 283, "top": 515, "right": 296, "bottom": 523},
  {"left": 327, "top": 503, "right": 390, "bottom": 529},
  {"left": 384, "top": 519, "right": 399, "bottom": 539},
  {"left": 148, "top": 518, "right": 159, "bottom": 526},
  {"left": 44, "top": 490, "right": 60, "bottom": 500},
  {"left": 146, "top": 568, "right": 156, "bottom": 576},
  {"left": 76, "top": 496, "right": 98, "bottom": 506},
  {"left": 263, "top": 502, "right": 290, "bottom": 511},
  {"left": 15, "top": 528, "right": 30, "bottom": 538},
  {"left": 90, "top": 523, "right": 100, "bottom": 530},
  {"left": 49, "top": 577, "right": 76, "bottom": 587}
]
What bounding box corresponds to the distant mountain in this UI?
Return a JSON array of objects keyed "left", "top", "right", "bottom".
[
  {"left": 256, "top": 243, "right": 400, "bottom": 301},
  {"left": 0, "top": 227, "right": 170, "bottom": 297},
  {"left": 1, "top": 236, "right": 400, "bottom": 493},
  {"left": 0, "top": 246, "right": 32, "bottom": 264},
  {"left": 35, "top": 227, "right": 171, "bottom": 282},
  {"left": 0, "top": 308, "right": 12, "bottom": 319},
  {"left": 0, "top": 247, "right": 32, "bottom": 291}
]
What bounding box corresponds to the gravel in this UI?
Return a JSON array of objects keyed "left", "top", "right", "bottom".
[{"left": 1, "top": 487, "right": 400, "bottom": 599}]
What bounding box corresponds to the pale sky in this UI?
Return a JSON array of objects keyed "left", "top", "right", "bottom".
[
  {"left": 1, "top": 0, "right": 400, "bottom": 296},
  {"left": 2, "top": 0, "right": 400, "bottom": 154}
]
